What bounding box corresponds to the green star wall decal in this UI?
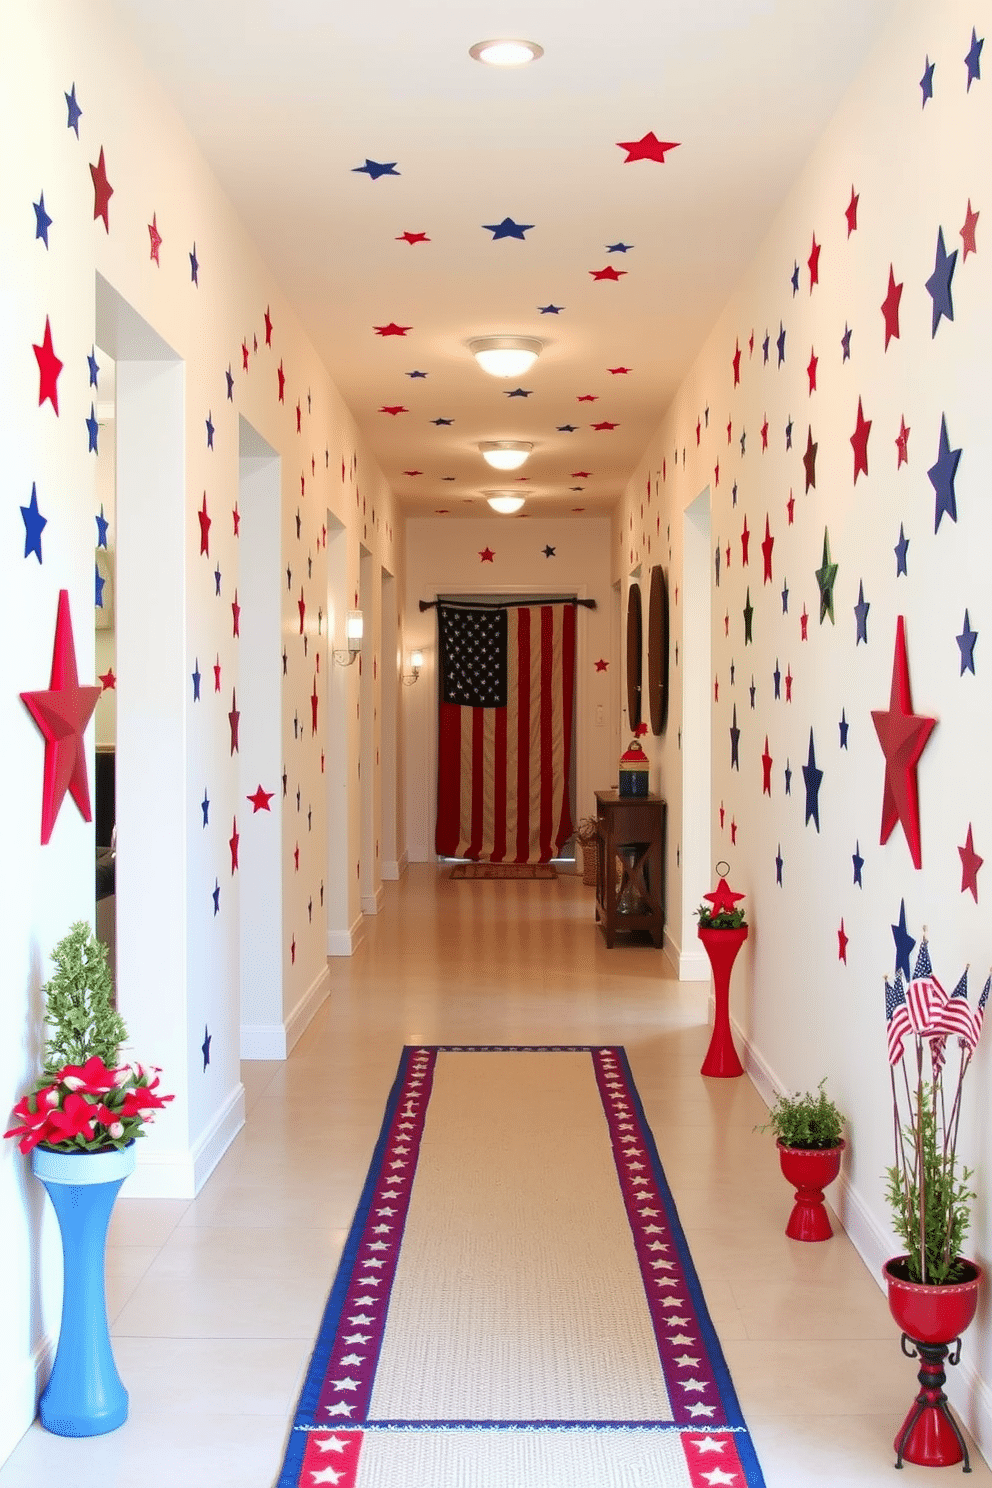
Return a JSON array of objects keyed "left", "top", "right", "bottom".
[{"left": 815, "top": 528, "right": 838, "bottom": 624}]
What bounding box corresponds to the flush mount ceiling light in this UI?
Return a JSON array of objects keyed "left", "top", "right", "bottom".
[
  {"left": 469, "top": 38, "right": 543, "bottom": 67},
  {"left": 478, "top": 439, "right": 533, "bottom": 471},
  {"left": 469, "top": 336, "right": 543, "bottom": 379},
  {"left": 485, "top": 492, "right": 526, "bottom": 514}
]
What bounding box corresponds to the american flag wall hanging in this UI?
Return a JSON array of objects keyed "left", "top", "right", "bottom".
[{"left": 435, "top": 602, "right": 576, "bottom": 864}]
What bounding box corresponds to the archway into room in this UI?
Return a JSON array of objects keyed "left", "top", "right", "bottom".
[{"left": 681, "top": 487, "right": 713, "bottom": 979}]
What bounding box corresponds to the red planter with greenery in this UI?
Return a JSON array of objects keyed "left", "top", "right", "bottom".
[{"left": 777, "top": 1139, "right": 844, "bottom": 1241}]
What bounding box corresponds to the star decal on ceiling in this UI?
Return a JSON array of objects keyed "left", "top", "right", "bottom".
[
  {"left": 89, "top": 146, "right": 113, "bottom": 231},
  {"left": 482, "top": 217, "right": 533, "bottom": 239},
  {"left": 33, "top": 316, "right": 63, "bottom": 413},
  {"left": 431, "top": 417, "right": 453, "bottom": 426},
  {"left": 732, "top": 340, "right": 742, "bottom": 385},
  {"left": 406, "top": 370, "right": 427, "bottom": 378},
  {"left": 396, "top": 231, "right": 429, "bottom": 244},
  {"left": 956, "top": 610, "right": 978, "bottom": 674},
  {"left": 871, "top": 615, "right": 936, "bottom": 869},
  {"left": 505, "top": 387, "right": 532, "bottom": 397},
  {"left": 353, "top": 159, "right": 399, "bottom": 179},
  {"left": 802, "top": 729, "right": 823, "bottom": 831},
  {"left": 608, "top": 366, "right": 631, "bottom": 375},
  {"left": 881, "top": 265, "right": 902, "bottom": 349},
  {"left": 803, "top": 425, "right": 817, "bottom": 491},
  {"left": 851, "top": 397, "right": 871, "bottom": 482},
  {"left": 20, "top": 590, "right": 102, "bottom": 844},
  {"left": 925, "top": 226, "right": 957, "bottom": 335},
  {"left": 557, "top": 424, "right": 578, "bottom": 433},
  {"left": 854, "top": 580, "right": 870, "bottom": 644},
  {"left": 616, "top": 132, "right": 680, "bottom": 164},
  {"left": 927, "top": 413, "right": 962, "bottom": 531},
  {"left": 959, "top": 825, "right": 983, "bottom": 901},
  {"left": 21, "top": 483, "right": 47, "bottom": 562},
  {"left": 373, "top": 322, "right": 411, "bottom": 336},
  {"left": 815, "top": 528, "right": 838, "bottom": 624}
]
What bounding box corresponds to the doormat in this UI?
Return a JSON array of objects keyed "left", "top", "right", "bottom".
[
  {"left": 276, "top": 1047, "right": 766, "bottom": 1488},
  {"left": 448, "top": 862, "right": 558, "bottom": 880}
]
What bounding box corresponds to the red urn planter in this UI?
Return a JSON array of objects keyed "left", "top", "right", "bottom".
[
  {"left": 883, "top": 1256, "right": 982, "bottom": 1471},
  {"left": 698, "top": 925, "right": 748, "bottom": 1078},
  {"left": 777, "top": 1140, "right": 845, "bottom": 1241}
]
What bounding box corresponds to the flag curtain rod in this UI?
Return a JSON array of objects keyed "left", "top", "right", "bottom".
[{"left": 419, "top": 596, "right": 596, "bottom": 611}]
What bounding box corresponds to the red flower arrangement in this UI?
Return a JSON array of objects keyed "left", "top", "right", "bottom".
[{"left": 5, "top": 1055, "right": 172, "bottom": 1154}]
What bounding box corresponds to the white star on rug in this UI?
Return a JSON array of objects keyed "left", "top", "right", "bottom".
[
  {"left": 681, "top": 1379, "right": 709, "bottom": 1393},
  {"left": 366, "top": 1241, "right": 390, "bottom": 1251},
  {"left": 330, "top": 1377, "right": 360, "bottom": 1392},
  {"left": 689, "top": 1438, "right": 726, "bottom": 1454},
  {"left": 347, "top": 1313, "right": 374, "bottom": 1324},
  {"left": 309, "top": 1468, "right": 344, "bottom": 1485},
  {"left": 639, "top": 1207, "right": 660, "bottom": 1217},
  {"left": 646, "top": 1241, "right": 668, "bottom": 1250},
  {"left": 674, "top": 1355, "right": 700, "bottom": 1368},
  {"left": 362, "top": 1259, "right": 386, "bottom": 1269},
  {"left": 371, "top": 1224, "right": 392, "bottom": 1234},
  {"left": 338, "top": 1354, "right": 365, "bottom": 1366},
  {"left": 669, "top": 1334, "right": 696, "bottom": 1345},
  {"left": 343, "top": 1333, "right": 370, "bottom": 1344},
  {"left": 325, "top": 1402, "right": 354, "bottom": 1417},
  {"left": 352, "top": 1295, "right": 377, "bottom": 1305},
  {"left": 314, "top": 1437, "right": 349, "bottom": 1454},
  {"left": 660, "top": 1297, "right": 686, "bottom": 1308},
  {"left": 376, "top": 1207, "right": 397, "bottom": 1216},
  {"left": 701, "top": 1469, "right": 738, "bottom": 1486},
  {"left": 687, "top": 1403, "right": 716, "bottom": 1418},
  {"left": 642, "top": 1223, "right": 665, "bottom": 1232}
]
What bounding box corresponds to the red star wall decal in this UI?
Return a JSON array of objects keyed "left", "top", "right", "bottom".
[
  {"left": 231, "top": 590, "right": 240, "bottom": 637},
  {"left": 806, "top": 348, "right": 818, "bottom": 393},
  {"left": 785, "top": 667, "right": 793, "bottom": 702},
  {"left": 616, "top": 132, "right": 680, "bottom": 164},
  {"left": 845, "top": 186, "right": 859, "bottom": 236},
  {"left": 148, "top": 213, "right": 162, "bottom": 263},
  {"left": 732, "top": 340, "right": 742, "bottom": 385},
  {"left": 800, "top": 606, "right": 809, "bottom": 641},
  {"left": 895, "top": 417, "right": 910, "bottom": 467},
  {"left": 760, "top": 416, "right": 769, "bottom": 450},
  {"left": 213, "top": 655, "right": 222, "bottom": 692},
  {"left": 761, "top": 515, "right": 774, "bottom": 583},
  {"left": 803, "top": 426, "right": 818, "bottom": 491},
  {"left": 571, "top": 471, "right": 591, "bottom": 478},
  {"left": 881, "top": 265, "right": 903, "bottom": 349},
  {"left": 786, "top": 490, "right": 795, "bottom": 524},
  {"left": 298, "top": 589, "right": 306, "bottom": 633},
  {"left": 198, "top": 493, "right": 211, "bottom": 555},
  {"left": 296, "top": 401, "right": 302, "bottom": 432},
  {"left": 229, "top": 818, "right": 239, "bottom": 873},
  {"left": 277, "top": 361, "right": 286, "bottom": 401},
  {"left": 959, "top": 825, "right": 983, "bottom": 901},
  {"left": 837, "top": 920, "right": 849, "bottom": 963},
  {"left": 373, "top": 322, "right": 412, "bottom": 336},
  {"left": 33, "top": 316, "right": 63, "bottom": 413},
  {"left": 396, "top": 231, "right": 430, "bottom": 245},
  {"left": 714, "top": 676, "right": 719, "bottom": 702},
  {"left": 761, "top": 737, "right": 773, "bottom": 795},
  {"left": 403, "top": 470, "right": 422, "bottom": 477},
  {"left": 851, "top": 397, "right": 872, "bottom": 482},
  {"left": 608, "top": 366, "right": 631, "bottom": 375},
  {"left": 293, "top": 843, "right": 300, "bottom": 871},
  {"left": 479, "top": 547, "right": 495, "bottom": 563},
  {"left": 241, "top": 340, "right": 250, "bottom": 370},
  {"left": 808, "top": 235, "right": 821, "bottom": 289},
  {"left": 594, "top": 658, "right": 609, "bottom": 672},
  {"left": 311, "top": 678, "right": 319, "bottom": 734},
  {"left": 871, "top": 616, "right": 936, "bottom": 869},
  {"left": 590, "top": 266, "right": 626, "bottom": 281},
  {"left": 89, "top": 146, "right": 113, "bottom": 231},
  {"left": 591, "top": 420, "right": 618, "bottom": 431},
  {"left": 98, "top": 669, "right": 116, "bottom": 691},
  {"left": 20, "top": 591, "right": 102, "bottom": 844},
  {"left": 960, "top": 199, "right": 979, "bottom": 258},
  {"left": 379, "top": 405, "right": 407, "bottom": 416},
  {"left": 229, "top": 690, "right": 240, "bottom": 754},
  {"left": 264, "top": 307, "right": 273, "bottom": 345},
  {"left": 247, "top": 785, "right": 273, "bottom": 812},
  {"left": 740, "top": 516, "right": 750, "bottom": 566},
  {"left": 232, "top": 502, "right": 241, "bottom": 535},
  {"left": 577, "top": 394, "right": 598, "bottom": 402}
]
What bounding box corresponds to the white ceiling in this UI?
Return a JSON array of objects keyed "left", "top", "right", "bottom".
[{"left": 111, "top": 0, "right": 899, "bottom": 518}]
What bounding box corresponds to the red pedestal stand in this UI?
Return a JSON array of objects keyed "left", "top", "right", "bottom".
[
  {"left": 698, "top": 925, "right": 748, "bottom": 1078},
  {"left": 777, "top": 1141, "right": 845, "bottom": 1241}
]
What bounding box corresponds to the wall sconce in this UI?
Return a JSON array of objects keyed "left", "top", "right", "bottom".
[
  {"left": 332, "top": 609, "right": 363, "bottom": 666},
  {"left": 401, "top": 650, "right": 423, "bottom": 687}
]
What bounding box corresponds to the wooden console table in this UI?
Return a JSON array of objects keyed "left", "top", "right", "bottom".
[{"left": 594, "top": 790, "right": 665, "bottom": 948}]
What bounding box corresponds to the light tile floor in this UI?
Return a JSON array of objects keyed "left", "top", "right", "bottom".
[{"left": 1, "top": 865, "right": 987, "bottom": 1485}]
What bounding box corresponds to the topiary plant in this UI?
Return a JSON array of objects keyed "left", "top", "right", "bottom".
[
  {"left": 41, "top": 920, "right": 128, "bottom": 1073},
  {"left": 756, "top": 1078, "right": 844, "bottom": 1149}
]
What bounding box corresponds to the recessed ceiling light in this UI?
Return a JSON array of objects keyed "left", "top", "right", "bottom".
[
  {"left": 469, "top": 39, "right": 543, "bottom": 67},
  {"left": 469, "top": 336, "right": 543, "bottom": 378},
  {"left": 479, "top": 440, "right": 533, "bottom": 471},
  {"left": 485, "top": 492, "right": 526, "bottom": 514}
]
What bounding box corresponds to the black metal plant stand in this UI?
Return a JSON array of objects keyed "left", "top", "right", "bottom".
[{"left": 894, "top": 1333, "right": 971, "bottom": 1473}]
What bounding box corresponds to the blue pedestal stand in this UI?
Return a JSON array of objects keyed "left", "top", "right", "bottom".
[{"left": 31, "top": 1142, "right": 136, "bottom": 1436}]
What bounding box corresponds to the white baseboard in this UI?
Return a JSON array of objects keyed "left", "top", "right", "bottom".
[
  {"left": 125, "top": 1082, "right": 245, "bottom": 1199},
  {"left": 327, "top": 915, "right": 364, "bottom": 957},
  {"left": 285, "top": 963, "right": 330, "bottom": 1054},
  {"left": 240, "top": 963, "right": 331, "bottom": 1060},
  {"left": 668, "top": 927, "right": 710, "bottom": 981},
  {"left": 381, "top": 850, "right": 408, "bottom": 881},
  {"left": 361, "top": 884, "right": 385, "bottom": 915},
  {"left": 731, "top": 1013, "right": 992, "bottom": 1470},
  {"left": 0, "top": 1337, "right": 51, "bottom": 1467}
]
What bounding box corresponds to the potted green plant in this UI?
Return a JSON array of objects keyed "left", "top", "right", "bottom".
[
  {"left": 880, "top": 940, "right": 989, "bottom": 1470},
  {"left": 4, "top": 921, "right": 172, "bottom": 1438},
  {"left": 757, "top": 1079, "right": 845, "bottom": 1241}
]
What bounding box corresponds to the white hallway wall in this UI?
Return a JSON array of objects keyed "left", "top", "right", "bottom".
[
  {"left": 617, "top": 0, "right": 992, "bottom": 1457},
  {"left": 0, "top": 0, "right": 396, "bottom": 1460}
]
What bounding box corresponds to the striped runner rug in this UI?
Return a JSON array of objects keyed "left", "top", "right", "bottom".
[{"left": 276, "top": 1047, "right": 766, "bottom": 1488}]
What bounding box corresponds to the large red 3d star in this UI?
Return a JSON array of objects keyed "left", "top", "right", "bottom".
[
  {"left": 33, "top": 316, "right": 63, "bottom": 413},
  {"left": 959, "top": 825, "right": 983, "bottom": 901},
  {"left": 247, "top": 785, "right": 273, "bottom": 813},
  {"left": 20, "top": 591, "right": 102, "bottom": 844},
  {"left": 871, "top": 616, "right": 936, "bottom": 869},
  {"left": 373, "top": 322, "right": 412, "bottom": 336},
  {"left": 89, "top": 146, "right": 113, "bottom": 231},
  {"left": 851, "top": 397, "right": 872, "bottom": 482},
  {"left": 590, "top": 266, "right": 626, "bottom": 282},
  {"left": 881, "top": 265, "right": 903, "bottom": 350},
  {"left": 616, "top": 133, "right": 680, "bottom": 164},
  {"left": 703, "top": 875, "right": 745, "bottom": 914}
]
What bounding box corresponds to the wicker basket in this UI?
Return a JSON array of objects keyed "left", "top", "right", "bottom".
[{"left": 576, "top": 817, "right": 599, "bottom": 887}]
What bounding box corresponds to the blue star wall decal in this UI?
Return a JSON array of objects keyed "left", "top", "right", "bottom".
[
  {"left": 95, "top": 563, "right": 105, "bottom": 608},
  {"left": 201, "top": 790, "right": 210, "bottom": 827},
  {"left": 505, "top": 387, "right": 532, "bottom": 397},
  {"left": 925, "top": 227, "right": 957, "bottom": 335},
  {"left": 784, "top": 759, "right": 792, "bottom": 795},
  {"left": 353, "top": 158, "right": 399, "bottom": 179},
  {"left": 542, "top": 545, "right": 556, "bottom": 558},
  {"left": 965, "top": 28, "right": 983, "bottom": 90},
  {"left": 96, "top": 507, "right": 109, "bottom": 546},
  {"left": 791, "top": 261, "right": 800, "bottom": 295},
  {"left": 762, "top": 332, "right": 770, "bottom": 363},
  {"left": 212, "top": 881, "right": 220, "bottom": 915},
  {"left": 406, "top": 369, "right": 428, "bottom": 379},
  {"left": 482, "top": 217, "right": 533, "bottom": 240},
  {"left": 431, "top": 417, "right": 454, "bottom": 426},
  {"left": 775, "top": 846, "right": 784, "bottom": 885},
  {"left": 927, "top": 413, "right": 962, "bottom": 530},
  {"left": 891, "top": 899, "right": 915, "bottom": 981},
  {"left": 606, "top": 242, "right": 633, "bottom": 252},
  {"left": 781, "top": 581, "right": 789, "bottom": 614},
  {"left": 957, "top": 610, "right": 978, "bottom": 674},
  {"left": 88, "top": 347, "right": 100, "bottom": 387},
  {"left": 921, "top": 55, "right": 935, "bottom": 105},
  {"left": 86, "top": 404, "right": 99, "bottom": 452},
  {"left": 214, "top": 564, "right": 222, "bottom": 595},
  {"left": 785, "top": 417, "right": 793, "bottom": 450},
  {"left": 557, "top": 424, "right": 578, "bottom": 432},
  {"left": 854, "top": 580, "right": 870, "bottom": 643},
  {"left": 749, "top": 677, "right": 756, "bottom": 708},
  {"left": 189, "top": 242, "right": 199, "bottom": 284},
  {"left": 852, "top": 841, "right": 864, "bottom": 886},
  {"left": 894, "top": 523, "right": 910, "bottom": 575},
  {"left": 65, "top": 82, "right": 82, "bottom": 135},
  {"left": 538, "top": 304, "right": 564, "bottom": 314},
  {"left": 773, "top": 661, "right": 781, "bottom": 699},
  {"left": 205, "top": 411, "right": 215, "bottom": 447},
  {"left": 20, "top": 483, "right": 47, "bottom": 562},
  {"left": 802, "top": 729, "right": 823, "bottom": 830},
  {"left": 841, "top": 324, "right": 852, "bottom": 360},
  {"left": 730, "top": 705, "right": 741, "bottom": 770},
  {"left": 839, "top": 709, "right": 849, "bottom": 749},
  {"left": 225, "top": 366, "right": 234, "bottom": 400},
  {"left": 714, "top": 545, "right": 721, "bottom": 586},
  {"left": 777, "top": 322, "right": 787, "bottom": 365},
  {"left": 201, "top": 1025, "right": 212, "bottom": 1069},
  {"left": 33, "top": 193, "right": 52, "bottom": 247},
  {"left": 191, "top": 660, "right": 201, "bottom": 701}
]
